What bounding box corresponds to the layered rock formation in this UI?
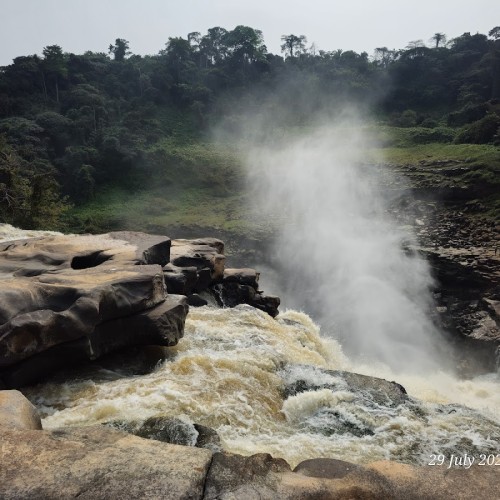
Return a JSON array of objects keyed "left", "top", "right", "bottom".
[
  {"left": 0, "top": 231, "right": 279, "bottom": 388},
  {"left": 380, "top": 159, "right": 500, "bottom": 373},
  {"left": 164, "top": 238, "right": 280, "bottom": 316},
  {"left": 1, "top": 391, "right": 498, "bottom": 500}
]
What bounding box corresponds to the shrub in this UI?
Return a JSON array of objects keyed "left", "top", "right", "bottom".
[
  {"left": 455, "top": 114, "right": 500, "bottom": 144},
  {"left": 447, "top": 103, "right": 487, "bottom": 126},
  {"left": 411, "top": 126, "right": 456, "bottom": 144}
]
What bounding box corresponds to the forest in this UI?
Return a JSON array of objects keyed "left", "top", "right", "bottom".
[{"left": 0, "top": 25, "right": 499, "bottom": 230}]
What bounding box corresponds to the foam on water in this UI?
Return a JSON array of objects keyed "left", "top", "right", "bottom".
[{"left": 24, "top": 305, "right": 500, "bottom": 468}]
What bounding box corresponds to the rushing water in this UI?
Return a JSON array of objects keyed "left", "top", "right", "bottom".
[
  {"left": 23, "top": 305, "right": 500, "bottom": 468},
  {"left": 2, "top": 222, "right": 499, "bottom": 467}
]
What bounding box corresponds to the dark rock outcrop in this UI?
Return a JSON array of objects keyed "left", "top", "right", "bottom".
[
  {"left": 212, "top": 268, "right": 280, "bottom": 317},
  {"left": 382, "top": 160, "right": 499, "bottom": 373},
  {"left": 420, "top": 246, "right": 500, "bottom": 373},
  {"left": 164, "top": 242, "right": 281, "bottom": 317},
  {"left": 170, "top": 238, "right": 226, "bottom": 281}
]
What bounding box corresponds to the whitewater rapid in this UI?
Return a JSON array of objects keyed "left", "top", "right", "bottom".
[{"left": 24, "top": 305, "right": 500, "bottom": 468}]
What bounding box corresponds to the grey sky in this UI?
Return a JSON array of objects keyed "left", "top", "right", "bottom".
[{"left": 1, "top": 0, "right": 497, "bottom": 65}]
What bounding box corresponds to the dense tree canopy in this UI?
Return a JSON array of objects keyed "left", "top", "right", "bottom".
[{"left": 0, "top": 25, "right": 498, "bottom": 228}]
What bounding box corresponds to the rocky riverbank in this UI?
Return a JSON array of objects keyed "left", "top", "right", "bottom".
[
  {"left": 0, "top": 230, "right": 279, "bottom": 388},
  {"left": 389, "top": 159, "right": 500, "bottom": 374},
  {"left": 1, "top": 389, "right": 498, "bottom": 499}
]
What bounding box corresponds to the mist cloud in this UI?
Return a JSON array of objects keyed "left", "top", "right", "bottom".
[{"left": 243, "top": 116, "right": 450, "bottom": 373}]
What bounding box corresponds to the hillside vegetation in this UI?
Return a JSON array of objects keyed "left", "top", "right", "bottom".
[{"left": 0, "top": 26, "right": 499, "bottom": 232}]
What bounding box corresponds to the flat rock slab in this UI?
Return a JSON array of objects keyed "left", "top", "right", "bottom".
[
  {"left": 0, "top": 426, "right": 212, "bottom": 500},
  {"left": 0, "top": 231, "right": 171, "bottom": 275}
]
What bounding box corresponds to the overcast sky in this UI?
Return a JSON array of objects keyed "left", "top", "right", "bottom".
[{"left": 1, "top": 0, "right": 497, "bottom": 65}]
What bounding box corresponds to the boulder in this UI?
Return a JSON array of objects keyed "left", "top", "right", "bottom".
[
  {"left": 90, "top": 294, "right": 188, "bottom": 356},
  {"left": 187, "top": 294, "right": 208, "bottom": 307},
  {"left": 0, "top": 390, "right": 42, "bottom": 430},
  {"left": 212, "top": 269, "right": 280, "bottom": 317},
  {"left": 0, "top": 264, "right": 166, "bottom": 368},
  {"left": 280, "top": 365, "right": 408, "bottom": 438},
  {"left": 251, "top": 292, "right": 281, "bottom": 318},
  {"left": 167, "top": 241, "right": 280, "bottom": 317},
  {"left": 203, "top": 451, "right": 292, "bottom": 499}
]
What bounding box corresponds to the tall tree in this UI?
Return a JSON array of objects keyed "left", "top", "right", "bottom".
[
  {"left": 163, "top": 37, "right": 194, "bottom": 83},
  {"left": 489, "top": 26, "right": 500, "bottom": 40},
  {"left": 431, "top": 33, "right": 447, "bottom": 48},
  {"left": 42, "top": 45, "right": 67, "bottom": 103},
  {"left": 224, "top": 26, "right": 267, "bottom": 66},
  {"left": 199, "top": 27, "right": 228, "bottom": 66},
  {"left": 108, "top": 39, "right": 131, "bottom": 61},
  {"left": 374, "top": 47, "right": 396, "bottom": 67},
  {"left": 280, "top": 34, "right": 307, "bottom": 58}
]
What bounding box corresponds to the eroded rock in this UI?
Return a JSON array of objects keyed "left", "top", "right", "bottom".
[{"left": 0, "top": 233, "right": 188, "bottom": 388}]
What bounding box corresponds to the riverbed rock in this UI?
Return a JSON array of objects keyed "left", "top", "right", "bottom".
[
  {"left": 0, "top": 230, "right": 281, "bottom": 387},
  {"left": 282, "top": 365, "right": 408, "bottom": 408},
  {"left": 367, "top": 460, "right": 500, "bottom": 500},
  {"left": 0, "top": 390, "right": 42, "bottom": 430},
  {"left": 106, "top": 416, "right": 222, "bottom": 452},
  {"left": 165, "top": 242, "right": 280, "bottom": 316},
  {"left": 384, "top": 161, "right": 499, "bottom": 374},
  {"left": 223, "top": 268, "right": 260, "bottom": 288},
  {"left": 293, "top": 458, "right": 364, "bottom": 479}
]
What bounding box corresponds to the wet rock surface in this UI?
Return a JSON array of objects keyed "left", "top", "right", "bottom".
[
  {"left": 283, "top": 367, "right": 408, "bottom": 408},
  {"left": 0, "top": 425, "right": 213, "bottom": 500},
  {"left": 105, "top": 416, "right": 222, "bottom": 452}
]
